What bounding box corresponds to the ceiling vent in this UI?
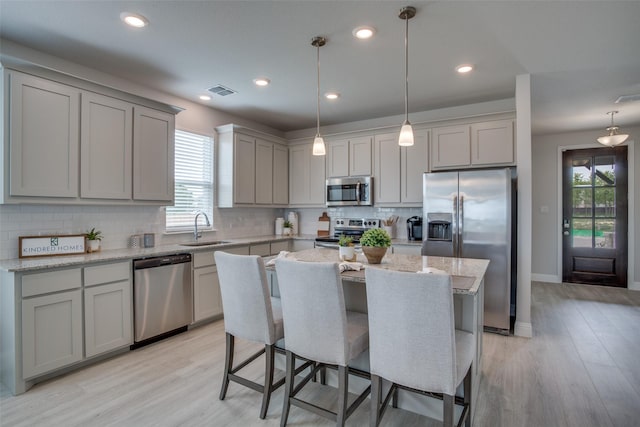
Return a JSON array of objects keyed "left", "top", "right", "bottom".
[
  {"left": 208, "top": 84, "right": 237, "bottom": 96},
  {"left": 615, "top": 94, "right": 640, "bottom": 103}
]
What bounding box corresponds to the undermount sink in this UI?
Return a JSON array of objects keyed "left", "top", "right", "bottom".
[{"left": 179, "top": 240, "right": 230, "bottom": 247}]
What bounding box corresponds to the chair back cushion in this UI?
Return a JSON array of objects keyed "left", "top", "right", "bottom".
[
  {"left": 365, "top": 267, "right": 457, "bottom": 394},
  {"left": 214, "top": 251, "right": 278, "bottom": 344},
  {"left": 275, "top": 258, "right": 349, "bottom": 366}
]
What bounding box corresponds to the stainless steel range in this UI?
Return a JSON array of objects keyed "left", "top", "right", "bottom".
[{"left": 315, "top": 217, "right": 381, "bottom": 248}]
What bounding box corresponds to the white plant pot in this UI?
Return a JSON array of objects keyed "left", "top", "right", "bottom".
[
  {"left": 87, "top": 240, "right": 101, "bottom": 253},
  {"left": 339, "top": 246, "right": 356, "bottom": 262},
  {"left": 283, "top": 227, "right": 292, "bottom": 236}
]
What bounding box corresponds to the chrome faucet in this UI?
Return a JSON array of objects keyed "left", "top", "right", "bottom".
[{"left": 194, "top": 211, "right": 211, "bottom": 241}]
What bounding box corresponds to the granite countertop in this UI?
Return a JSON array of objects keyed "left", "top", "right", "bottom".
[
  {"left": 0, "top": 235, "right": 297, "bottom": 273},
  {"left": 273, "top": 248, "right": 489, "bottom": 295}
]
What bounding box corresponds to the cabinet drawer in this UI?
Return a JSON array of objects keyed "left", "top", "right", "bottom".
[
  {"left": 250, "top": 243, "right": 271, "bottom": 257},
  {"left": 84, "top": 262, "right": 130, "bottom": 286},
  {"left": 270, "top": 241, "right": 290, "bottom": 255},
  {"left": 22, "top": 268, "right": 82, "bottom": 298},
  {"left": 193, "top": 251, "right": 215, "bottom": 268}
]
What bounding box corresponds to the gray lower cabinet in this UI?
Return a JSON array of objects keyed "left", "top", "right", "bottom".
[
  {"left": 193, "top": 263, "right": 222, "bottom": 322},
  {"left": 83, "top": 262, "right": 133, "bottom": 358},
  {"left": 22, "top": 288, "right": 83, "bottom": 379}
]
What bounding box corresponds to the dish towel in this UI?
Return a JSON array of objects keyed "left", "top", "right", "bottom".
[
  {"left": 265, "top": 251, "right": 290, "bottom": 266},
  {"left": 417, "top": 267, "right": 448, "bottom": 275},
  {"left": 339, "top": 261, "right": 364, "bottom": 273}
]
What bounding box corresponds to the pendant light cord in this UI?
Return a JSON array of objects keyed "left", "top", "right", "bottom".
[
  {"left": 404, "top": 13, "right": 409, "bottom": 124},
  {"left": 316, "top": 42, "right": 321, "bottom": 136}
]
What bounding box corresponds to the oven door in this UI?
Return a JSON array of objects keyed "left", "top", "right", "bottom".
[{"left": 326, "top": 177, "right": 372, "bottom": 207}]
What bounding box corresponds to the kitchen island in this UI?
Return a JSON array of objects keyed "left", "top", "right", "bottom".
[{"left": 269, "top": 248, "right": 489, "bottom": 424}]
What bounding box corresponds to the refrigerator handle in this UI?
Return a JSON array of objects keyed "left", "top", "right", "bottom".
[
  {"left": 459, "top": 195, "right": 464, "bottom": 256},
  {"left": 453, "top": 195, "right": 458, "bottom": 256}
]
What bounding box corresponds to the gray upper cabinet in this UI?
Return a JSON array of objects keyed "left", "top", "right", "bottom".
[
  {"left": 326, "top": 136, "right": 372, "bottom": 178},
  {"left": 431, "top": 119, "right": 514, "bottom": 170},
  {"left": 81, "top": 92, "right": 133, "bottom": 200},
  {"left": 217, "top": 124, "right": 287, "bottom": 207},
  {"left": 132, "top": 106, "right": 175, "bottom": 202},
  {"left": 289, "top": 141, "right": 325, "bottom": 206},
  {"left": 8, "top": 71, "right": 80, "bottom": 199},
  {"left": 2, "top": 69, "right": 177, "bottom": 205}
]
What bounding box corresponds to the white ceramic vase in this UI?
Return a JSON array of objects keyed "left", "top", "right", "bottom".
[{"left": 339, "top": 246, "right": 356, "bottom": 262}]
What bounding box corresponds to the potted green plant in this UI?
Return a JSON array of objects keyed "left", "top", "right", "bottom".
[
  {"left": 283, "top": 220, "right": 293, "bottom": 236},
  {"left": 85, "top": 227, "right": 103, "bottom": 253},
  {"left": 359, "top": 228, "right": 391, "bottom": 264},
  {"left": 338, "top": 235, "right": 356, "bottom": 262}
]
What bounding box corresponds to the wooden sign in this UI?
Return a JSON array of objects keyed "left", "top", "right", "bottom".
[{"left": 19, "top": 235, "right": 86, "bottom": 259}]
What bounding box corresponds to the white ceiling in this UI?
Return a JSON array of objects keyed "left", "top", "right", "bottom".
[{"left": 1, "top": 0, "right": 639, "bottom": 136}]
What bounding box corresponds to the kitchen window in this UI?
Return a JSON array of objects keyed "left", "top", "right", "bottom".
[{"left": 166, "top": 130, "right": 214, "bottom": 232}]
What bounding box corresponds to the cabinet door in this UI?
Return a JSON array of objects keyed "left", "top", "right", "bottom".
[
  {"left": 471, "top": 120, "right": 514, "bottom": 166},
  {"left": 401, "top": 131, "right": 428, "bottom": 204},
  {"left": 349, "top": 136, "right": 372, "bottom": 176},
  {"left": 273, "top": 144, "right": 289, "bottom": 205},
  {"left": 289, "top": 143, "right": 325, "bottom": 206},
  {"left": 133, "top": 106, "right": 174, "bottom": 202},
  {"left": 9, "top": 72, "right": 80, "bottom": 198},
  {"left": 250, "top": 243, "right": 271, "bottom": 257},
  {"left": 234, "top": 133, "right": 256, "bottom": 204},
  {"left": 373, "top": 132, "right": 401, "bottom": 204},
  {"left": 84, "top": 280, "right": 132, "bottom": 358},
  {"left": 326, "top": 139, "right": 349, "bottom": 178},
  {"left": 22, "top": 289, "right": 83, "bottom": 378},
  {"left": 193, "top": 266, "right": 222, "bottom": 322},
  {"left": 81, "top": 92, "right": 133, "bottom": 199},
  {"left": 255, "top": 139, "right": 273, "bottom": 205},
  {"left": 431, "top": 125, "right": 471, "bottom": 169}
]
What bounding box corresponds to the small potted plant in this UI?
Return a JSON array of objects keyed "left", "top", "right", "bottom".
[
  {"left": 338, "top": 235, "right": 356, "bottom": 262},
  {"left": 282, "top": 220, "right": 293, "bottom": 236},
  {"left": 85, "top": 227, "right": 103, "bottom": 253},
  {"left": 359, "top": 228, "right": 391, "bottom": 264}
]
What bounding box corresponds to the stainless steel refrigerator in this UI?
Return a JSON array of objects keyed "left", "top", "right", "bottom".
[{"left": 422, "top": 168, "right": 515, "bottom": 333}]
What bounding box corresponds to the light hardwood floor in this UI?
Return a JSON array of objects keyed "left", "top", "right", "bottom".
[{"left": 1, "top": 281, "right": 639, "bottom": 426}]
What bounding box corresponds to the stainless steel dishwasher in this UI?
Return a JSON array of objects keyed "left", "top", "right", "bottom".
[{"left": 132, "top": 253, "right": 192, "bottom": 347}]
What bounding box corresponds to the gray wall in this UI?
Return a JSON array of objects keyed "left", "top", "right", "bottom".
[{"left": 532, "top": 127, "right": 639, "bottom": 289}]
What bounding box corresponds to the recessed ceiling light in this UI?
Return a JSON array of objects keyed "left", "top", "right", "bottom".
[
  {"left": 120, "top": 12, "right": 149, "bottom": 28},
  {"left": 199, "top": 95, "right": 211, "bottom": 101},
  {"left": 325, "top": 92, "right": 340, "bottom": 100},
  {"left": 253, "top": 77, "right": 271, "bottom": 87},
  {"left": 353, "top": 26, "right": 375, "bottom": 40},
  {"left": 456, "top": 64, "right": 474, "bottom": 74}
]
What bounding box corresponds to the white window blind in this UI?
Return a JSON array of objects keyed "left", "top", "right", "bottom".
[{"left": 166, "top": 130, "right": 214, "bottom": 231}]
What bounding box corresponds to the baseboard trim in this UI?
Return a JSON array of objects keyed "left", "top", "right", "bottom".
[
  {"left": 514, "top": 321, "right": 533, "bottom": 338},
  {"left": 630, "top": 281, "right": 640, "bottom": 291},
  {"left": 531, "top": 273, "right": 561, "bottom": 283}
]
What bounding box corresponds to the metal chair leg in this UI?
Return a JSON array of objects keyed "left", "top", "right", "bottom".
[
  {"left": 443, "top": 394, "right": 455, "bottom": 427},
  {"left": 219, "top": 333, "right": 234, "bottom": 400},
  {"left": 336, "top": 365, "right": 348, "bottom": 427},
  {"left": 464, "top": 365, "right": 472, "bottom": 427}
]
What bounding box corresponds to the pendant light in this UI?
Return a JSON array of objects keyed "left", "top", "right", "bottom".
[
  {"left": 398, "top": 6, "right": 416, "bottom": 147},
  {"left": 597, "top": 111, "right": 629, "bottom": 146},
  {"left": 311, "top": 36, "right": 326, "bottom": 156}
]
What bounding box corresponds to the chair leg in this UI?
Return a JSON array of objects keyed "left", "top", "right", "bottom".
[
  {"left": 219, "top": 333, "right": 234, "bottom": 400},
  {"left": 392, "top": 386, "right": 398, "bottom": 408},
  {"left": 464, "top": 365, "right": 472, "bottom": 427},
  {"left": 370, "top": 374, "right": 382, "bottom": 427},
  {"left": 443, "top": 393, "right": 454, "bottom": 427},
  {"left": 260, "top": 344, "right": 276, "bottom": 419},
  {"left": 336, "top": 365, "right": 349, "bottom": 427},
  {"left": 280, "top": 350, "right": 295, "bottom": 427}
]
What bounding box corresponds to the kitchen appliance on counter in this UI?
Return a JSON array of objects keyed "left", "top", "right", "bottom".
[
  {"left": 132, "top": 253, "right": 193, "bottom": 348},
  {"left": 326, "top": 176, "right": 373, "bottom": 207},
  {"left": 406, "top": 216, "right": 423, "bottom": 241},
  {"left": 314, "top": 217, "right": 381, "bottom": 248},
  {"left": 422, "top": 168, "right": 516, "bottom": 334}
]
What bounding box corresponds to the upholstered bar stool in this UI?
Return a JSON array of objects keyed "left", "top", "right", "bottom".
[
  {"left": 365, "top": 268, "right": 474, "bottom": 427},
  {"left": 214, "top": 251, "right": 285, "bottom": 419},
  {"left": 275, "top": 258, "right": 371, "bottom": 427}
]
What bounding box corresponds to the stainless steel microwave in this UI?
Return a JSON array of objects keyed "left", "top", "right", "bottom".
[{"left": 326, "top": 176, "right": 373, "bottom": 207}]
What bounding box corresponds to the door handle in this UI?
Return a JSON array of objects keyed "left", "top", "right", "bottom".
[
  {"left": 453, "top": 196, "right": 458, "bottom": 256},
  {"left": 563, "top": 218, "right": 570, "bottom": 236}
]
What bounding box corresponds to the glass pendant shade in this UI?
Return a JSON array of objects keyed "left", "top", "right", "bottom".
[
  {"left": 597, "top": 111, "right": 629, "bottom": 147},
  {"left": 313, "top": 134, "right": 326, "bottom": 155},
  {"left": 399, "top": 122, "right": 414, "bottom": 146}
]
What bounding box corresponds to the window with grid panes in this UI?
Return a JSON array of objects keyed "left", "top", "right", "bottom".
[{"left": 165, "top": 130, "right": 213, "bottom": 231}]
